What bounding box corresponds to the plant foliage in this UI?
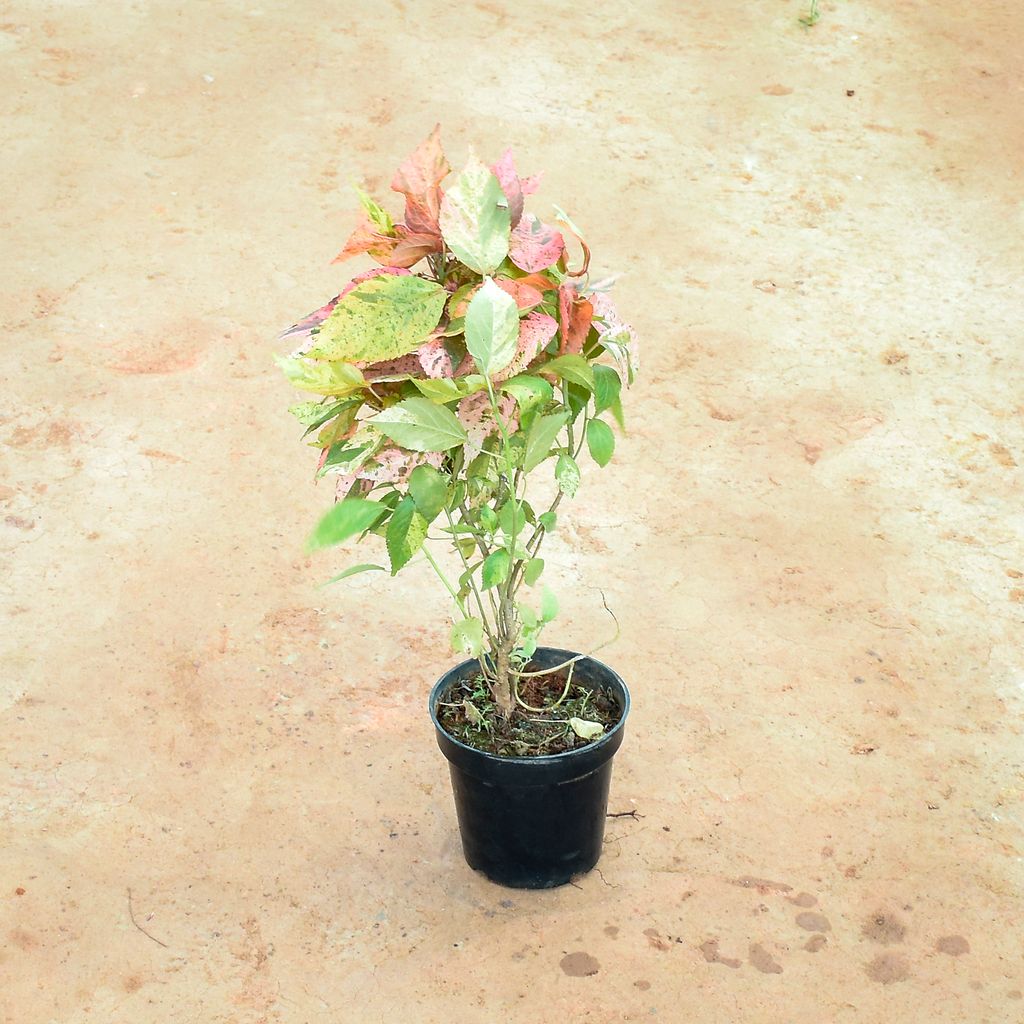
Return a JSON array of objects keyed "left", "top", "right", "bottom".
[{"left": 278, "top": 126, "right": 639, "bottom": 720}]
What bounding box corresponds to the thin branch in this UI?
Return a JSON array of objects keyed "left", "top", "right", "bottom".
[
  {"left": 512, "top": 590, "right": 620, "bottom": 678},
  {"left": 127, "top": 888, "right": 169, "bottom": 949}
]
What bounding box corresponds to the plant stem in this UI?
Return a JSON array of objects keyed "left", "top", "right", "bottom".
[{"left": 422, "top": 545, "right": 467, "bottom": 619}]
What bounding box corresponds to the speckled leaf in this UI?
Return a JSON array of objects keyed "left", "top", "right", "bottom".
[
  {"left": 439, "top": 156, "right": 510, "bottom": 274},
  {"left": 371, "top": 397, "right": 468, "bottom": 452},
  {"left": 497, "top": 312, "right": 558, "bottom": 381},
  {"left": 592, "top": 292, "right": 640, "bottom": 383},
  {"left": 308, "top": 275, "right": 446, "bottom": 363},
  {"left": 276, "top": 355, "right": 366, "bottom": 396},
  {"left": 391, "top": 124, "right": 450, "bottom": 236},
  {"left": 509, "top": 214, "right": 565, "bottom": 273},
  {"left": 555, "top": 453, "right": 580, "bottom": 497},
  {"left": 451, "top": 617, "right": 484, "bottom": 658},
  {"left": 466, "top": 278, "right": 520, "bottom": 377},
  {"left": 457, "top": 391, "right": 518, "bottom": 462}
]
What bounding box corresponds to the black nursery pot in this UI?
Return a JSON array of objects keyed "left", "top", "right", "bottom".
[{"left": 429, "top": 647, "right": 630, "bottom": 889}]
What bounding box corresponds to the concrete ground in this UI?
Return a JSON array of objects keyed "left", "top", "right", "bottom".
[{"left": 2, "top": 1, "right": 1022, "bottom": 1021}]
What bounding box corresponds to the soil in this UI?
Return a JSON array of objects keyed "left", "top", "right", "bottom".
[{"left": 435, "top": 662, "right": 623, "bottom": 757}]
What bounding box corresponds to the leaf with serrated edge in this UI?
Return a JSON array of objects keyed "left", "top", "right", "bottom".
[
  {"left": 372, "top": 398, "right": 468, "bottom": 452},
  {"left": 555, "top": 453, "right": 581, "bottom": 497},
  {"left": 307, "top": 275, "right": 446, "bottom": 363},
  {"left": 439, "top": 156, "right": 511, "bottom": 274},
  {"left": 306, "top": 498, "right": 387, "bottom": 552},
  {"left": 524, "top": 558, "right": 544, "bottom": 586},
  {"left": 500, "top": 374, "right": 553, "bottom": 414},
  {"left": 542, "top": 354, "right": 595, "bottom": 392},
  {"left": 276, "top": 356, "right": 366, "bottom": 396},
  {"left": 482, "top": 549, "right": 511, "bottom": 590},
  {"left": 466, "top": 278, "right": 520, "bottom": 377},
  {"left": 451, "top": 617, "right": 484, "bottom": 658},
  {"left": 593, "top": 365, "right": 622, "bottom": 414},
  {"left": 523, "top": 411, "right": 569, "bottom": 472}
]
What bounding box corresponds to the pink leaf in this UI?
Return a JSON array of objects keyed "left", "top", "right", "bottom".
[
  {"left": 491, "top": 149, "right": 525, "bottom": 227},
  {"left": 496, "top": 312, "right": 558, "bottom": 381},
  {"left": 358, "top": 447, "right": 443, "bottom": 485},
  {"left": 494, "top": 276, "right": 544, "bottom": 309},
  {"left": 391, "top": 124, "right": 450, "bottom": 237},
  {"left": 416, "top": 335, "right": 453, "bottom": 378},
  {"left": 519, "top": 173, "right": 542, "bottom": 195},
  {"left": 456, "top": 392, "right": 519, "bottom": 462},
  {"left": 279, "top": 295, "right": 340, "bottom": 356},
  {"left": 592, "top": 292, "right": 640, "bottom": 378},
  {"left": 509, "top": 214, "right": 565, "bottom": 273},
  {"left": 332, "top": 215, "right": 401, "bottom": 265}
]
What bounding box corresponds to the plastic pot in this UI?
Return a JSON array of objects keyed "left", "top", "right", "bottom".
[{"left": 429, "top": 647, "right": 630, "bottom": 889}]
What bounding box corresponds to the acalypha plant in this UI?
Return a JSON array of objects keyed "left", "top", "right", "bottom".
[{"left": 278, "top": 126, "right": 638, "bottom": 734}]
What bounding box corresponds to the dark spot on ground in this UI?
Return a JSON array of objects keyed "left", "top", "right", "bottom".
[
  {"left": 634, "top": 980, "right": 651, "bottom": 990},
  {"left": 788, "top": 892, "right": 817, "bottom": 908},
  {"left": 699, "top": 939, "right": 741, "bottom": 969},
  {"left": 865, "top": 953, "right": 910, "bottom": 984},
  {"left": 862, "top": 911, "right": 907, "bottom": 945},
  {"left": 604, "top": 925, "right": 619, "bottom": 938},
  {"left": 796, "top": 912, "right": 831, "bottom": 932},
  {"left": 804, "top": 935, "right": 828, "bottom": 953},
  {"left": 644, "top": 928, "right": 671, "bottom": 951},
  {"left": 560, "top": 952, "right": 600, "bottom": 977},
  {"left": 749, "top": 943, "right": 783, "bottom": 974},
  {"left": 935, "top": 935, "right": 970, "bottom": 956}
]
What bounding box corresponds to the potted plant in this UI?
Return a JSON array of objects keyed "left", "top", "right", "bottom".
[{"left": 277, "top": 126, "right": 639, "bottom": 888}]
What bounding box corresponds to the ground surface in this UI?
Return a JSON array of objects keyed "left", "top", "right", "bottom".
[{"left": 2, "top": 1, "right": 1023, "bottom": 1021}]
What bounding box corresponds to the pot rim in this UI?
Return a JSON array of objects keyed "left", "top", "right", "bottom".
[{"left": 428, "top": 646, "right": 631, "bottom": 767}]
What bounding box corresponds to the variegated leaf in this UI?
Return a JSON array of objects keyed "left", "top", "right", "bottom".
[
  {"left": 509, "top": 214, "right": 565, "bottom": 273},
  {"left": 439, "top": 156, "right": 510, "bottom": 275}
]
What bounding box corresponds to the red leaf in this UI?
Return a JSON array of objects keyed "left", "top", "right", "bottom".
[
  {"left": 391, "top": 124, "right": 450, "bottom": 236},
  {"left": 558, "top": 285, "right": 593, "bottom": 356},
  {"left": 388, "top": 227, "right": 442, "bottom": 268},
  {"left": 509, "top": 214, "right": 565, "bottom": 273},
  {"left": 494, "top": 276, "right": 543, "bottom": 309},
  {"left": 332, "top": 216, "right": 401, "bottom": 265}
]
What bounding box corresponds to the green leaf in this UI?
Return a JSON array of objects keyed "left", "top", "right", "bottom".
[
  {"left": 524, "top": 557, "right": 544, "bottom": 586},
  {"left": 307, "top": 275, "right": 446, "bottom": 363},
  {"left": 408, "top": 464, "right": 448, "bottom": 523},
  {"left": 438, "top": 156, "right": 511, "bottom": 274},
  {"left": 593, "top": 365, "right": 622, "bottom": 414},
  {"left": 386, "top": 495, "right": 428, "bottom": 574},
  {"left": 353, "top": 184, "right": 394, "bottom": 233},
  {"left": 569, "top": 717, "right": 604, "bottom": 740},
  {"left": 372, "top": 397, "right": 468, "bottom": 452},
  {"left": 289, "top": 400, "right": 332, "bottom": 426},
  {"left": 538, "top": 511, "right": 557, "bottom": 532},
  {"left": 523, "top": 411, "right": 569, "bottom": 472},
  {"left": 497, "top": 500, "right": 527, "bottom": 540},
  {"left": 500, "top": 374, "right": 553, "bottom": 415},
  {"left": 518, "top": 603, "right": 538, "bottom": 629},
  {"left": 315, "top": 403, "right": 361, "bottom": 445},
  {"left": 542, "top": 354, "right": 595, "bottom": 392},
  {"left": 412, "top": 375, "right": 486, "bottom": 403},
  {"left": 465, "top": 278, "right": 520, "bottom": 377},
  {"left": 482, "top": 549, "right": 511, "bottom": 590},
  {"left": 555, "top": 453, "right": 581, "bottom": 497},
  {"left": 609, "top": 396, "right": 626, "bottom": 430},
  {"left": 306, "top": 498, "right": 387, "bottom": 553},
  {"left": 586, "top": 419, "right": 615, "bottom": 467},
  {"left": 277, "top": 355, "right": 366, "bottom": 396},
  {"left": 541, "top": 585, "right": 559, "bottom": 623},
  {"left": 478, "top": 506, "right": 498, "bottom": 534},
  {"left": 320, "top": 563, "right": 386, "bottom": 586},
  {"left": 451, "top": 617, "right": 484, "bottom": 658}
]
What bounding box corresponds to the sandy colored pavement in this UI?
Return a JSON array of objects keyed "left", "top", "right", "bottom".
[{"left": 2, "top": 1, "right": 1023, "bottom": 1021}]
